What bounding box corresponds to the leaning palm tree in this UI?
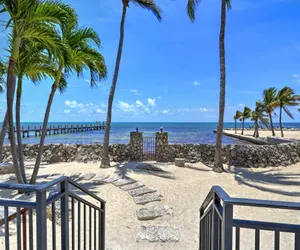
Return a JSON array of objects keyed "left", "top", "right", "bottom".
[
  {"left": 1, "top": 0, "right": 71, "bottom": 183},
  {"left": 241, "top": 106, "right": 251, "bottom": 135},
  {"left": 277, "top": 86, "right": 300, "bottom": 137},
  {"left": 14, "top": 42, "right": 56, "bottom": 181},
  {"left": 0, "top": 59, "right": 6, "bottom": 162},
  {"left": 101, "top": 0, "right": 162, "bottom": 168},
  {"left": 251, "top": 102, "right": 268, "bottom": 138},
  {"left": 233, "top": 110, "right": 242, "bottom": 134},
  {"left": 30, "top": 24, "right": 107, "bottom": 184},
  {"left": 187, "top": 0, "right": 231, "bottom": 172},
  {"left": 259, "top": 87, "right": 278, "bottom": 136}
]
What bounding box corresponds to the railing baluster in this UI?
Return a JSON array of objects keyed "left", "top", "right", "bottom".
[
  {"left": 274, "top": 231, "right": 279, "bottom": 250},
  {"left": 94, "top": 209, "right": 96, "bottom": 250},
  {"left": 4, "top": 206, "right": 9, "bottom": 250},
  {"left": 17, "top": 207, "right": 21, "bottom": 250},
  {"left": 89, "top": 206, "right": 92, "bottom": 250},
  {"left": 295, "top": 233, "right": 300, "bottom": 250},
  {"left": 255, "top": 229, "right": 260, "bottom": 250},
  {"left": 29, "top": 209, "right": 33, "bottom": 250},
  {"left": 22, "top": 209, "right": 27, "bottom": 250},
  {"left": 235, "top": 227, "right": 240, "bottom": 250},
  {"left": 78, "top": 201, "right": 81, "bottom": 250},
  {"left": 61, "top": 179, "right": 69, "bottom": 249},
  {"left": 52, "top": 202, "right": 56, "bottom": 250},
  {"left": 84, "top": 204, "right": 86, "bottom": 250},
  {"left": 72, "top": 197, "right": 75, "bottom": 250},
  {"left": 221, "top": 203, "right": 233, "bottom": 250}
]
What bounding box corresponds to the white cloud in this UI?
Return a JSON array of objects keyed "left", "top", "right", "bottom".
[
  {"left": 96, "top": 108, "right": 105, "bottom": 114},
  {"left": 78, "top": 108, "right": 86, "bottom": 113},
  {"left": 117, "top": 101, "right": 135, "bottom": 112},
  {"left": 130, "top": 89, "right": 138, "bottom": 94},
  {"left": 157, "top": 96, "right": 161, "bottom": 99},
  {"left": 238, "top": 104, "right": 245, "bottom": 107},
  {"left": 161, "top": 109, "right": 169, "bottom": 114},
  {"left": 148, "top": 98, "right": 156, "bottom": 107},
  {"left": 64, "top": 109, "right": 70, "bottom": 114},
  {"left": 136, "top": 100, "right": 143, "bottom": 107},
  {"left": 292, "top": 74, "right": 300, "bottom": 78},
  {"left": 65, "top": 100, "right": 84, "bottom": 108},
  {"left": 193, "top": 81, "right": 200, "bottom": 86},
  {"left": 199, "top": 108, "right": 208, "bottom": 112}
]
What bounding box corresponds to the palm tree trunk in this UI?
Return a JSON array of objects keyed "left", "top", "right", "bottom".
[
  {"left": 256, "top": 122, "right": 259, "bottom": 138},
  {"left": 252, "top": 122, "right": 256, "bottom": 137},
  {"left": 101, "top": 3, "right": 127, "bottom": 168},
  {"left": 30, "top": 82, "right": 58, "bottom": 184},
  {"left": 213, "top": 0, "right": 227, "bottom": 173},
  {"left": 6, "top": 35, "right": 24, "bottom": 184},
  {"left": 242, "top": 119, "right": 244, "bottom": 135},
  {"left": 16, "top": 76, "right": 27, "bottom": 183},
  {"left": 279, "top": 106, "right": 283, "bottom": 137},
  {"left": 0, "top": 111, "right": 8, "bottom": 162},
  {"left": 269, "top": 113, "right": 275, "bottom": 136},
  {"left": 234, "top": 119, "right": 236, "bottom": 134}
]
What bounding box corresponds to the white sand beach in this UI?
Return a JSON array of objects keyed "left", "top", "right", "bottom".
[{"left": 1, "top": 161, "right": 300, "bottom": 249}]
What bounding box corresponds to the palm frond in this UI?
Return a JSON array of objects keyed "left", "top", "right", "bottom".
[
  {"left": 283, "top": 106, "right": 294, "bottom": 120},
  {"left": 132, "top": 0, "right": 162, "bottom": 21},
  {"left": 187, "top": 0, "right": 200, "bottom": 22}
]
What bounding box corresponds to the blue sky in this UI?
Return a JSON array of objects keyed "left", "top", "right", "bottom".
[{"left": 1, "top": 0, "right": 300, "bottom": 122}]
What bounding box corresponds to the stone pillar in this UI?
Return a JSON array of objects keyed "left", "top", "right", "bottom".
[
  {"left": 130, "top": 131, "right": 143, "bottom": 161},
  {"left": 156, "top": 131, "right": 169, "bottom": 162}
]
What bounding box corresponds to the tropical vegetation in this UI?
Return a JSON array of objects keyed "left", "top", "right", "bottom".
[
  {"left": 0, "top": 0, "right": 107, "bottom": 183},
  {"left": 233, "top": 110, "right": 242, "bottom": 134},
  {"left": 234, "top": 86, "right": 300, "bottom": 138},
  {"left": 100, "top": 0, "right": 162, "bottom": 168},
  {"left": 187, "top": 0, "right": 232, "bottom": 173}
]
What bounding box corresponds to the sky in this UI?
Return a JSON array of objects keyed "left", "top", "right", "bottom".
[{"left": 1, "top": 0, "right": 300, "bottom": 122}]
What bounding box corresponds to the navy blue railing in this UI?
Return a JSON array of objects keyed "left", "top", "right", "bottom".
[
  {"left": 0, "top": 176, "right": 105, "bottom": 250},
  {"left": 199, "top": 186, "right": 300, "bottom": 250}
]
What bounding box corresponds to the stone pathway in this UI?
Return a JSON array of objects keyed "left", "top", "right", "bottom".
[{"left": 1, "top": 169, "right": 180, "bottom": 244}]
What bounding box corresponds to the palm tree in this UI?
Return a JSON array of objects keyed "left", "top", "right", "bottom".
[
  {"left": 259, "top": 87, "right": 278, "bottom": 136},
  {"left": 241, "top": 106, "right": 251, "bottom": 135},
  {"left": 100, "top": 0, "right": 162, "bottom": 168},
  {"left": 251, "top": 102, "right": 268, "bottom": 138},
  {"left": 30, "top": 24, "right": 107, "bottom": 183},
  {"left": 233, "top": 110, "right": 242, "bottom": 134},
  {"left": 14, "top": 42, "right": 56, "bottom": 181},
  {"left": 0, "top": 59, "right": 6, "bottom": 163},
  {"left": 187, "top": 0, "right": 231, "bottom": 173},
  {"left": 277, "top": 86, "right": 300, "bottom": 137},
  {"left": 1, "top": 0, "right": 72, "bottom": 183}
]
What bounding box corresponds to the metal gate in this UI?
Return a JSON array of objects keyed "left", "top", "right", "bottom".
[{"left": 143, "top": 137, "right": 156, "bottom": 161}]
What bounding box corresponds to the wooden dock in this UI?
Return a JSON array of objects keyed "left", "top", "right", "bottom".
[{"left": 7, "top": 122, "right": 105, "bottom": 138}]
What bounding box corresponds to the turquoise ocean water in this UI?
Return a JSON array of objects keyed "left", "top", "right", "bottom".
[{"left": 1, "top": 122, "right": 300, "bottom": 145}]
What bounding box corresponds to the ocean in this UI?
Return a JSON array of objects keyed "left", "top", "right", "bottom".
[{"left": 1, "top": 122, "right": 300, "bottom": 145}]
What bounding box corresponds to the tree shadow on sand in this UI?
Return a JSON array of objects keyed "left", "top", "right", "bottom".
[{"left": 226, "top": 166, "right": 300, "bottom": 197}]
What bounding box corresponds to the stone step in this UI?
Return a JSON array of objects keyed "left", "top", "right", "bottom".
[
  {"left": 136, "top": 205, "right": 173, "bottom": 220},
  {"left": 128, "top": 187, "right": 156, "bottom": 197},
  {"left": 120, "top": 182, "right": 145, "bottom": 191},
  {"left": 68, "top": 172, "right": 82, "bottom": 180},
  {"left": 91, "top": 174, "right": 110, "bottom": 184},
  {"left": 102, "top": 175, "right": 121, "bottom": 184},
  {"left": 112, "top": 177, "right": 136, "bottom": 187},
  {"left": 76, "top": 172, "right": 96, "bottom": 182},
  {"left": 133, "top": 193, "right": 162, "bottom": 205},
  {"left": 136, "top": 224, "right": 180, "bottom": 242}
]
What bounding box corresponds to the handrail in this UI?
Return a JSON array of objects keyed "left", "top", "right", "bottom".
[
  {"left": 0, "top": 176, "right": 66, "bottom": 192},
  {"left": 202, "top": 185, "right": 300, "bottom": 211},
  {"left": 68, "top": 178, "right": 106, "bottom": 204}
]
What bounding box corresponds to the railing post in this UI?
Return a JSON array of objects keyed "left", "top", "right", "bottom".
[
  {"left": 61, "top": 178, "right": 69, "bottom": 250},
  {"left": 212, "top": 192, "right": 221, "bottom": 250},
  {"left": 36, "top": 190, "right": 47, "bottom": 250},
  {"left": 221, "top": 203, "right": 233, "bottom": 250},
  {"left": 100, "top": 202, "right": 105, "bottom": 250}
]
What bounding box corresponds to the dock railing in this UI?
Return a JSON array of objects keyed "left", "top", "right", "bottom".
[
  {"left": 0, "top": 176, "right": 105, "bottom": 250},
  {"left": 199, "top": 186, "right": 300, "bottom": 250}
]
